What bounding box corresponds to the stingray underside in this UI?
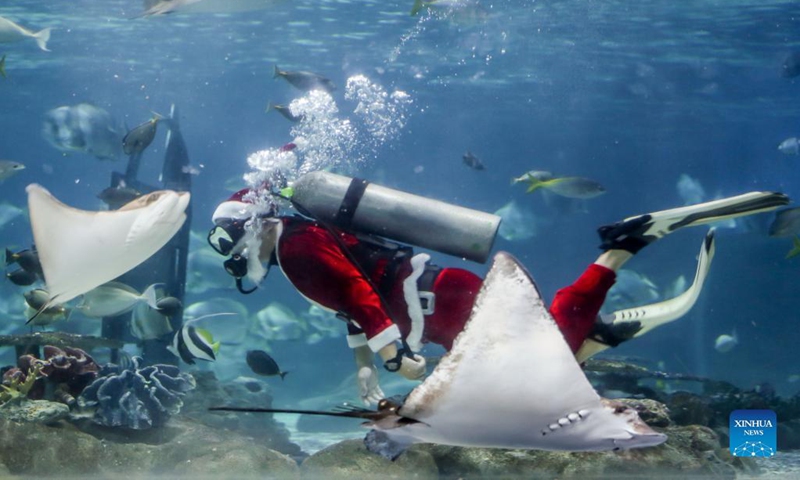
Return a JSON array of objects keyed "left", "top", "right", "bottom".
[
  {"left": 27, "top": 184, "right": 190, "bottom": 306},
  {"left": 389, "top": 251, "right": 665, "bottom": 451}
]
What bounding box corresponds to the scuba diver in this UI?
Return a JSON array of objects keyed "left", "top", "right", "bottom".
[{"left": 208, "top": 173, "right": 788, "bottom": 405}]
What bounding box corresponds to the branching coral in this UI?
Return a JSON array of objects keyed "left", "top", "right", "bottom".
[{"left": 0, "top": 363, "right": 43, "bottom": 407}]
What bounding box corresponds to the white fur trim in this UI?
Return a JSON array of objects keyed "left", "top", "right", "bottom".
[
  {"left": 403, "top": 253, "right": 430, "bottom": 352},
  {"left": 347, "top": 333, "right": 368, "bottom": 348},
  {"left": 212, "top": 200, "right": 261, "bottom": 223},
  {"left": 367, "top": 324, "right": 401, "bottom": 352}
]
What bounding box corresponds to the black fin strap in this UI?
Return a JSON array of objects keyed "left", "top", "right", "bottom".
[
  {"left": 235, "top": 277, "right": 258, "bottom": 294},
  {"left": 334, "top": 177, "right": 369, "bottom": 231}
]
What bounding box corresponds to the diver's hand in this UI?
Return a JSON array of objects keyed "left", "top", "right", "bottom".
[
  {"left": 398, "top": 354, "right": 427, "bottom": 381},
  {"left": 357, "top": 365, "right": 384, "bottom": 407}
]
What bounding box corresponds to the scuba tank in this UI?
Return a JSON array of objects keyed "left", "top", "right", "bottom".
[{"left": 289, "top": 171, "right": 501, "bottom": 264}]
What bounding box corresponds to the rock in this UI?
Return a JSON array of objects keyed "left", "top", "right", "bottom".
[
  {"left": 778, "top": 419, "right": 800, "bottom": 450},
  {"left": 181, "top": 371, "right": 304, "bottom": 460},
  {"left": 301, "top": 438, "right": 438, "bottom": 480},
  {"left": 0, "top": 416, "right": 301, "bottom": 477},
  {"left": 668, "top": 391, "right": 712, "bottom": 426},
  {"left": 617, "top": 398, "right": 672, "bottom": 428},
  {"left": 420, "top": 425, "right": 754, "bottom": 478},
  {"left": 0, "top": 399, "right": 69, "bottom": 424}
]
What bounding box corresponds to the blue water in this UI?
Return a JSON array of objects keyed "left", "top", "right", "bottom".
[{"left": 2, "top": 0, "right": 800, "bottom": 425}]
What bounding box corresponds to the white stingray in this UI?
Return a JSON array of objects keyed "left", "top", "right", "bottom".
[
  {"left": 26, "top": 184, "right": 190, "bottom": 308},
  {"left": 216, "top": 252, "right": 667, "bottom": 457},
  {"left": 379, "top": 252, "right": 667, "bottom": 452}
]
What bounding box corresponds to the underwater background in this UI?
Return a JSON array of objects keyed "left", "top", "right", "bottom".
[{"left": 2, "top": 0, "right": 800, "bottom": 475}]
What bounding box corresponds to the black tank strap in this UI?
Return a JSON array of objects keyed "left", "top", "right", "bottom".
[
  {"left": 334, "top": 177, "right": 369, "bottom": 230},
  {"left": 418, "top": 264, "right": 442, "bottom": 292}
]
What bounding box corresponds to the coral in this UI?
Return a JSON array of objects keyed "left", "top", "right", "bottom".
[
  {"left": 40, "top": 346, "right": 99, "bottom": 399},
  {"left": 1, "top": 346, "right": 100, "bottom": 406},
  {"left": 77, "top": 356, "right": 196, "bottom": 430},
  {"left": 0, "top": 364, "right": 43, "bottom": 407}
]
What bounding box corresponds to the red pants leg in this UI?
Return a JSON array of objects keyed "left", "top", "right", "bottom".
[{"left": 549, "top": 264, "right": 617, "bottom": 353}]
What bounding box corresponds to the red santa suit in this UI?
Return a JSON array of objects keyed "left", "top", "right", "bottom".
[{"left": 275, "top": 216, "right": 616, "bottom": 354}]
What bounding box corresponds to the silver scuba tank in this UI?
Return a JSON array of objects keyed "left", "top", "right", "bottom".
[{"left": 290, "top": 171, "right": 501, "bottom": 264}]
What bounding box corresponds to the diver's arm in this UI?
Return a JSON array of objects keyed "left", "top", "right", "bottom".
[{"left": 354, "top": 344, "right": 384, "bottom": 406}]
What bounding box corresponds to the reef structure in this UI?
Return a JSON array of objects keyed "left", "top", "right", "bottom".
[{"left": 77, "top": 356, "right": 195, "bottom": 429}]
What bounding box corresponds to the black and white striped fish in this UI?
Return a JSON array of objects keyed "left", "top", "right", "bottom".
[{"left": 167, "top": 313, "right": 234, "bottom": 365}]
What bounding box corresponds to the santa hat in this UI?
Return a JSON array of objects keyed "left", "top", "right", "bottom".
[{"left": 212, "top": 186, "right": 276, "bottom": 224}]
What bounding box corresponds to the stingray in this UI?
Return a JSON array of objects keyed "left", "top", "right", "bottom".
[
  {"left": 26, "top": 184, "right": 190, "bottom": 311},
  {"left": 212, "top": 251, "right": 667, "bottom": 459}
]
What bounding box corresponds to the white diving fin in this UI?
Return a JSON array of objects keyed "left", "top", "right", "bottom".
[
  {"left": 576, "top": 228, "right": 716, "bottom": 363},
  {"left": 605, "top": 191, "right": 788, "bottom": 248}
]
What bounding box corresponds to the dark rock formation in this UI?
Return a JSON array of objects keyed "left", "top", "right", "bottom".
[{"left": 0, "top": 417, "right": 299, "bottom": 477}]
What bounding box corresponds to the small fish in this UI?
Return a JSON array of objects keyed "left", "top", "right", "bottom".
[
  {"left": 5, "top": 247, "right": 43, "bottom": 278},
  {"left": 279, "top": 142, "right": 297, "bottom": 153},
  {"left": 6, "top": 268, "right": 37, "bottom": 286},
  {"left": 778, "top": 137, "right": 800, "bottom": 155},
  {"left": 138, "top": 0, "right": 284, "bottom": 17},
  {"left": 273, "top": 65, "right": 335, "bottom": 93},
  {"left": 0, "top": 16, "right": 51, "bottom": 52},
  {"left": 130, "top": 302, "right": 173, "bottom": 340},
  {"left": 97, "top": 183, "right": 143, "bottom": 207},
  {"left": 246, "top": 349, "right": 288, "bottom": 380},
  {"left": 75, "top": 282, "right": 160, "bottom": 318},
  {"left": 786, "top": 236, "right": 800, "bottom": 260},
  {"left": 769, "top": 207, "right": 800, "bottom": 237},
  {"left": 782, "top": 51, "right": 800, "bottom": 78},
  {"left": 122, "top": 115, "right": 159, "bottom": 156},
  {"left": 155, "top": 296, "right": 182, "bottom": 317},
  {"left": 512, "top": 170, "right": 552, "bottom": 184},
  {"left": 462, "top": 151, "right": 485, "bottom": 171},
  {"left": 167, "top": 313, "right": 232, "bottom": 365},
  {"left": 24, "top": 288, "right": 69, "bottom": 326},
  {"left": 182, "top": 165, "right": 201, "bottom": 176},
  {"left": 0, "top": 160, "right": 24, "bottom": 181},
  {"left": 714, "top": 329, "right": 738, "bottom": 353},
  {"left": 517, "top": 173, "right": 606, "bottom": 199},
  {"left": 0, "top": 54, "right": 6, "bottom": 79},
  {"left": 266, "top": 102, "right": 303, "bottom": 122}
]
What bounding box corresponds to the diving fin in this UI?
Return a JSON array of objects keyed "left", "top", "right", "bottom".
[
  {"left": 577, "top": 228, "right": 716, "bottom": 363},
  {"left": 599, "top": 191, "right": 788, "bottom": 252}
]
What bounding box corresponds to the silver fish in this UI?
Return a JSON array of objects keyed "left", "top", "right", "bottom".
[
  {"left": 122, "top": 116, "right": 159, "bottom": 156},
  {"left": 75, "top": 282, "right": 159, "bottom": 318},
  {"left": 778, "top": 137, "right": 800, "bottom": 155},
  {"left": 0, "top": 16, "right": 51, "bottom": 51},
  {"left": 273, "top": 65, "right": 335, "bottom": 93},
  {"left": 714, "top": 330, "right": 738, "bottom": 353},
  {"left": 42, "top": 103, "right": 123, "bottom": 161},
  {"left": 0, "top": 160, "right": 24, "bottom": 181}
]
